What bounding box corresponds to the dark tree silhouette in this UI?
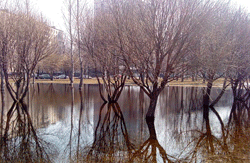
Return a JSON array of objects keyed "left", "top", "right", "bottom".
[
  {"left": 0, "top": 101, "right": 51, "bottom": 162},
  {"left": 85, "top": 102, "right": 134, "bottom": 162},
  {"left": 130, "top": 118, "right": 175, "bottom": 163}
]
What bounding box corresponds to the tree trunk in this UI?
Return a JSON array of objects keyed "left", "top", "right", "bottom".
[
  {"left": 146, "top": 116, "right": 157, "bottom": 139},
  {"left": 79, "top": 65, "right": 83, "bottom": 90},
  {"left": 50, "top": 72, "right": 53, "bottom": 81},
  {"left": 146, "top": 93, "right": 159, "bottom": 119},
  {"left": 210, "top": 78, "right": 228, "bottom": 107},
  {"left": 69, "top": 0, "right": 74, "bottom": 86},
  {"left": 203, "top": 80, "right": 213, "bottom": 121},
  {"left": 77, "top": 0, "right": 83, "bottom": 90},
  {"left": 203, "top": 80, "right": 215, "bottom": 153},
  {"left": 32, "top": 73, "right": 35, "bottom": 84},
  {"left": 1, "top": 69, "right": 5, "bottom": 137}
]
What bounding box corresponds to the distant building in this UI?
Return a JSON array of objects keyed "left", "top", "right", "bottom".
[
  {"left": 50, "top": 26, "right": 65, "bottom": 55},
  {"left": 0, "top": 8, "right": 8, "bottom": 13},
  {"left": 94, "top": 0, "right": 109, "bottom": 15},
  {"left": 1, "top": 9, "right": 65, "bottom": 55}
]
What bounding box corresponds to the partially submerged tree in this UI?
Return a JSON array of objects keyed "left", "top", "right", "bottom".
[
  {"left": 107, "top": 0, "right": 205, "bottom": 118},
  {"left": 0, "top": 2, "right": 56, "bottom": 162},
  {"left": 226, "top": 8, "right": 250, "bottom": 100},
  {"left": 79, "top": 0, "right": 250, "bottom": 118},
  {"left": 75, "top": 0, "right": 89, "bottom": 89},
  {"left": 63, "top": 0, "right": 75, "bottom": 86},
  {"left": 194, "top": 2, "right": 231, "bottom": 120},
  {"left": 0, "top": 9, "right": 55, "bottom": 103},
  {"left": 80, "top": 4, "right": 127, "bottom": 103}
]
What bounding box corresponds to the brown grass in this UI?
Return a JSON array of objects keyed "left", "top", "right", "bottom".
[
  {"left": 34, "top": 78, "right": 99, "bottom": 84},
  {"left": 33, "top": 78, "right": 226, "bottom": 87},
  {"left": 168, "top": 78, "right": 227, "bottom": 87}
]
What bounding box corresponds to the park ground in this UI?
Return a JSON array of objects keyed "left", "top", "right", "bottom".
[{"left": 33, "top": 78, "right": 226, "bottom": 87}]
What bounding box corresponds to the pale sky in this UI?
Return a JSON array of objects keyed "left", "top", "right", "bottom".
[
  {"left": 234, "top": 0, "right": 250, "bottom": 12},
  {"left": 32, "top": 0, "right": 250, "bottom": 32},
  {"left": 32, "top": 0, "right": 65, "bottom": 30}
]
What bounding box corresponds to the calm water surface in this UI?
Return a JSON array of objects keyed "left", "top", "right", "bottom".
[{"left": 2, "top": 83, "right": 249, "bottom": 162}]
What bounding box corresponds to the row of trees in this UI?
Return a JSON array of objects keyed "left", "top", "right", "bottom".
[
  {"left": 0, "top": 4, "right": 57, "bottom": 100},
  {"left": 0, "top": 2, "right": 58, "bottom": 160},
  {"left": 1, "top": 0, "right": 250, "bottom": 120},
  {"left": 65, "top": 0, "right": 250, "bottom": 119}
]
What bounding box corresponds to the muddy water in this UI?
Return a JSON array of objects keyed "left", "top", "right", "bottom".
[{"left": 2, "top": 83, "right": 249, "bottom": 162}]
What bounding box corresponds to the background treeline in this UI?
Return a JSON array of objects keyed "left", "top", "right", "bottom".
[
  {"left": 1, "top": 0, "right": 250, "bottom": 116},
  {"left": 68, "top": 0, "right": 250, "bottom": 118}
]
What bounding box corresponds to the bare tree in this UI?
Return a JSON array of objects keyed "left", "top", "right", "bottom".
[
  {"left": 63, "top": 0, "right": 75, "bottom": 86},
  {"left": 0, "top": 7, "right": 11, "bottom": 142},
  {"left": 0, "top": 2, "right": 55, "bottom": 162},
  {"left": 63, "top": 0, "right": 89, "bottom": 88},
  {"left": 105, "top": 0, "right": 205, "bottom": 118},
  {"left": 76, "top": 0, "right": 83, "bottom": 89},
  {"left": 80, "top": 4, "right": 127, "bottom": 103},
  {"left": 187, "top": 1, "right": 236, "bottom": 124},
  {"left": 75, "top": 0, "right": 89, "bottom": 89},
  {"left": 226, "top": 8, "right": 250, "bottom": 100},
  {"left": 0, "top": 10, "right": 55, "bottom": 103}
]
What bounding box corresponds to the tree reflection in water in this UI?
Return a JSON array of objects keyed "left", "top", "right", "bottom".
[
  {"left": 130, "top": 117, "right": 175, "bottom": 163},
  {"left": 185, "top": 107, "right": 229, "bottom": 162},
  {"left": 85, "top": 102, "right": 134, "bottom": 162},
  {"left": 68, "top": 85, "right": 74, "bottom": 162},
  {"left": 76, "top": 89, "right": 84, "bottom": 161},
  {"left": 182, "top": 101, "right": 250, "bottom": 162},
  {"left": 0, "top": 100, "right": 50, "bottom": 162},
  {"left": 225, "top": 98, "right": 250, "bottom": 162},
  {"left": 1, "top": 84, "right": 250, "bottom": 162},
  {"left": 83, "top": 101, "right": 175, "bottom": 163}
]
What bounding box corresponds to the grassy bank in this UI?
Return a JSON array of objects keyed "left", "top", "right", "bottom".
[{"left": 33, "top": 78, "right": 226, "bottom": 87}]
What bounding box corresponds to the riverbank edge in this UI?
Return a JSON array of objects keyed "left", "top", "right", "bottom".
[{"left": 32, "top": 78, "right": 227, "bottom": 88}]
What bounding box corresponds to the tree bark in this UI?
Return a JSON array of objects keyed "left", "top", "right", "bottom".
[
  {"left": 203, "top": 80, "right": 213, "bottom": 121},
  {"left": 77, "top": 0, "right": 83, "bottom": 90},
  {"left": 146, "top": 116, "right": 157, "bottom": 140},
  {"left": 0, "top": 69, "right": 5, "bottom": 138},
  {"left": 210, "top": 78, "right": 228, "bottom": 107},
  {"left": 146, "top": 93, "right": 159, "bottom": 119},
  {"left": 68, "top": 0, "right": 74, "bottom": 86},
  {"left": 203, "top": 80, "right": 215, "bottom": 153}
]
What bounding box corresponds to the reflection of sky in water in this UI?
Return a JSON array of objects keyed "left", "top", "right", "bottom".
[
  {"left": 155, "top": 105, "right": 232, "bottom": 161},
  {"left": 38, "top": 104, "right": 95, "bottom": 162},
  {"left": 154, "top": 87, "right": 233, "bottom": 161},
  {"left": 3, "top": 84, "right": 235, "bottom": 162}
]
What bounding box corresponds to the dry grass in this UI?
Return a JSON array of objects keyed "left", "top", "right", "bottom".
[
  {"left": 168, "top": 78, "right": 227, "bottom": 87},
  {"left": 32, "top": 78, "right": 226, "bottom": 87},
  {"left": 34, "top": 78, "right": 99, "bottom": 84},
  {"left": 34, "top": 78, "right": 135, "bottom": 85}
]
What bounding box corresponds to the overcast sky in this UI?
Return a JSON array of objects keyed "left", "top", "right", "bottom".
[
  {"left": 32, "top": 0, "right": 250, "bottom": 31},
  {"left": 32, "top": 0, "right": 65, "bottom": 29}
]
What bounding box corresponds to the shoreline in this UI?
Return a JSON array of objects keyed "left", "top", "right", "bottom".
[{"left": 33, "top": 78, "right": 226, "bottom": 88}]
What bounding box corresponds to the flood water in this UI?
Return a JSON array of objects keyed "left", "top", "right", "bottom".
[{"left": 1, "top": 83, "right": 250, "bottom": 162}]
